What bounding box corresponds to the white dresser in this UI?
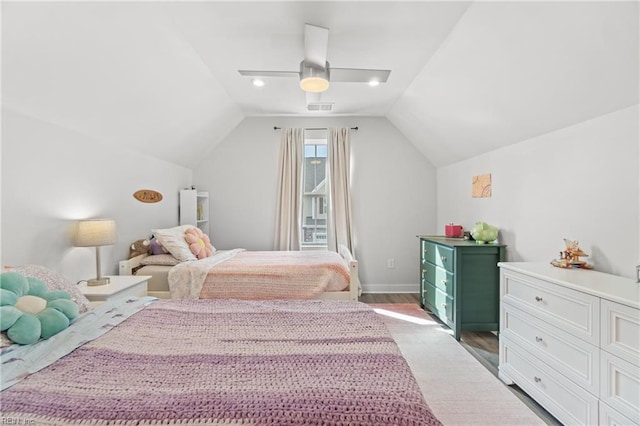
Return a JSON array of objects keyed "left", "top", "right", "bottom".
[{"left": 498, "top": 262, "right": 639, "bottom": 426}]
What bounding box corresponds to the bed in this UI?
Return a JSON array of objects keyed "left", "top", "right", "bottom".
[
  {"left": 1, "top": 297, "right": 441, "bottom": 425},
  {"left": 119, "top": 244, "right": 360, "bottom": 301}
]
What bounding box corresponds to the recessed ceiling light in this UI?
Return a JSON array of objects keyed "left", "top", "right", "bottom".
[
  {"left": 252, "top": 78, "right": 265, "bottom": 87},
  {"left": 368, "top": 80, "right": 380, "bottom": 87}
]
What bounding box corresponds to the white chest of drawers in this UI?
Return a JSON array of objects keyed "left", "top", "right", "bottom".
[{"left": 498, "top": 263, "right": 639, "bottom": 426}]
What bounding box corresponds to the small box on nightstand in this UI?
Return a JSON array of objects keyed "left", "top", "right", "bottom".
[{"left": 79, "top": 275, "right": 151, "bottom": 306}]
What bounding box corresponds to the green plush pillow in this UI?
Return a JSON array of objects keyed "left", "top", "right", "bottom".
[{"left": 0, "top": 272, "right": 79, "bottom": 345}]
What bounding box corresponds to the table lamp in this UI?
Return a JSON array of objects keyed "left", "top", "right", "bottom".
[{"left": 74, "top": 218, "right": 117, "bottom": 286}]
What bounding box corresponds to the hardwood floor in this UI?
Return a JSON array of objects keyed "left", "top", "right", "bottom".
[{"left": 362, "top": 293, "right": 562, "bottom": 426}]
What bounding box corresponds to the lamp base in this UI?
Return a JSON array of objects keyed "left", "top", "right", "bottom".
[{"left": 87, "top": 277, "right": 110, "bottom": 286}]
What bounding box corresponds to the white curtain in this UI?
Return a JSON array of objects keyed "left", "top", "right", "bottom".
[
  {"left": 327, "top": 128, "right": 355, "bottom": 256},
  {"left": 273, "top": 128, "right": 303, "bottom": 250}
]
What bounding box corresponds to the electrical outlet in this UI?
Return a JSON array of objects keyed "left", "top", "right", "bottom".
[{"left": 387, "top": 258, "right": 395, "bottom": 269}]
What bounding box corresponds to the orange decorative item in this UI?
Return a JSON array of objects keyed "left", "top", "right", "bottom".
[
  {"left": 184, "top": 227, "right": 215, "bottom": 259},
  {"left": 551, "top": 239, "right": 593, "bottom": 269},
  {"left": 133, "top": 189, "right": 163, "bottom": 203}
]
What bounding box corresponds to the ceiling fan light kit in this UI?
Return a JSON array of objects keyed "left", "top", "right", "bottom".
[
  {"left": 299, "top": 60, "right": 330, "bottom": 93},
  {"left": 239, "top": 24, "right": 390, "bottom": 99}
]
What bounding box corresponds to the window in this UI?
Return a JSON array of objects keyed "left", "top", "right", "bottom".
[{"left": 301, "top": 129, "right": 328, "bottom": 249}]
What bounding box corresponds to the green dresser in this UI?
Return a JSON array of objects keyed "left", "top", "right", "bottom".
[{"left": 418, "top": 236, "right": 506, "bottom": 340}]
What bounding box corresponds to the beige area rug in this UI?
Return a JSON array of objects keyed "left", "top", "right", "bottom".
[{"left": 371, "top": 303, "right": 546, "bottom": 426}]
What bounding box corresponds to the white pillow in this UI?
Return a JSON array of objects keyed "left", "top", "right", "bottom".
[{"left": 152, "top": 225, "right": 197, "bottom": 262}]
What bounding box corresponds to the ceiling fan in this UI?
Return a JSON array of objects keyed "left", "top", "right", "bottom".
[{"left": 238, "top": 24, "right": 391, "bottom": 94}]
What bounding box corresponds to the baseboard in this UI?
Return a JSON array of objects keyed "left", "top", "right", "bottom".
[{"left": 361, "top": 283, "right": 419, "bottom": 294}]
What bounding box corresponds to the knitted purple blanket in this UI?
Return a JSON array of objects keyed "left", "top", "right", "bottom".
[{"left": 1, "top": 299, "right": 441, "bottom": 425}]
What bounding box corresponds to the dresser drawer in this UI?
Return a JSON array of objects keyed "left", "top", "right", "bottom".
[
  {"left": 422, "top": 283, "right": 453, "bottom": 326},
  {"left": 599, "top": 401, "right": 639, "bottom": 426},
  {"left": 421, "top": 263, "right": 454, "bottom": 298},
  {"left": 600, "top": 350, "right": 640, "bottom": 422},
  {"left": 502, "top": 304, "right": 599, "bottom": 395},
  {"left": 502, "top": 270, "right": 599, "bottom": 345},
  {"left": 500, "top": 336, "right": 599, "bottom": 426},
  {"left": 601, "top": 300, "right": 640, "bottom": 367},
  {"left": 421, "top": 240, "right": 454, "bottom": 273}
]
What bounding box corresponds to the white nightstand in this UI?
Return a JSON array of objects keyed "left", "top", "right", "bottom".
[{"left": 79, "top": 275, "right": 151, "bottom": 306}]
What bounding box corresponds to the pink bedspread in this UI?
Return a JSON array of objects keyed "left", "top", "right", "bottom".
[
  {"left": 199, "top": 250, "right": 350, "bottom": 300},
  {"left": 1, "top": 300, "right": 442, "bottom": 425}
]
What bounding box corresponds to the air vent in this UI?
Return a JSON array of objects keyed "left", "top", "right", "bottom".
[{"left": 306, "top": 102, "right": 334, "bottom": 112}]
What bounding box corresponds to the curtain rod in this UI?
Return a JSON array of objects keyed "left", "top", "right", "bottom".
[{"left": 273, "top": 126, "right": 358, "bottom": 131}]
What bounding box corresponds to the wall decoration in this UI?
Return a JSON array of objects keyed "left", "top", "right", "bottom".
[
  {"left": 472, "top": 173, "right": 492, "bottom": 198},
  {"left": 133, "top": 189, "right": 163, "bottom": 203}
]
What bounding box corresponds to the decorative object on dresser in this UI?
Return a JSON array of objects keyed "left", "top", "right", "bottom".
[
  {"left": 470, "top": 221, "right": 499, "bottom": 244},
  {"left": 551, "top": 238, "right": 593, "bottom": 269},
  {"left": 445, "top": 223, "right": 464, "bottom": 238},
  {"left": 73, "top": 218, "right": 117, "bottom": 286},
  {"left": 498, "top": 262, "right": 640, "bottom": 426},
  {"left": 179, "top": 189, "right": 209, "bottom": 235},
  {"left": 417, "top": 236, "right": 506, "bottom": 340},
  {"left": 79, "top": 275, "right": 150, "bottom": 306}
]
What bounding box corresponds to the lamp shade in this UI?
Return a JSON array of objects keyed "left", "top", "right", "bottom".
[{"left": 74, "top": 219, "right": 117, "bottom": 247}]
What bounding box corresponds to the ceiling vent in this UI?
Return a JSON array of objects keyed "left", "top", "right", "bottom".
[{"left": 306, "top": 102, "right": 334, "bottom": 112}]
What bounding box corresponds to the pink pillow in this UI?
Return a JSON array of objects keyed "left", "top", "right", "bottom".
[{"left": 184, "top": 227, "right": 215, "bottom": 259}]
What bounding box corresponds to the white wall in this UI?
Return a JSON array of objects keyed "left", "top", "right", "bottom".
[
  {"left": 437, "top": 105, "right": 639, "bottom": 278},
  {"left": 194, "top": 116, "right": 437, "bottom": 292},
  {"left": 1, "top": 109, "right": 192, "bottom": 283}
]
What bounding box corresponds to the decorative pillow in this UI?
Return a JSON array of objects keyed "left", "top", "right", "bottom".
[
  {"left": 7, "top": 265, "right": 93, "bottom": 314},
  {"left": 149, "top": 237, "right": 168, "bottom": 255},
  {"left": 0, "top": 272, "right": 79, "bottom": 345},
  {"left": 152, "top": 225, "right": 197, "bottom": 262},
  {"left": 185, "top": 227, "right": 215, "bottom": 259},
  {"left": 139, "top": 254, "right": 181, "bottom": 267}
]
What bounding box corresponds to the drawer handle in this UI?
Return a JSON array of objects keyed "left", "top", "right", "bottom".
[
  {"left": 534, "top": 376, "right": 542, "bottom": 383},
  {"left": 423, "top": 289, "right": 428, "bottom": 295},
  {"left": 441, "top": 279, "right": 448, "bottom": 285},
  {"left": 441, "top": 256, "right": 447, "bottom": 261},
  {"left": 535, "top": 336, "right": 543, "bottom": 343},
  {"left": 441, "top": 303, "right": 447, "bottom": 308},
  {"left": 535, "top": 296, "right": 543, "bottom": 302}
]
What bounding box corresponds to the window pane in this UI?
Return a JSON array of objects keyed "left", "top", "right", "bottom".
[
  {"left": 304, "top": 145, "right": 315, "bottom": 158},
  {"left": 301, "top": 131, "right": 328, "bottom": 249}
]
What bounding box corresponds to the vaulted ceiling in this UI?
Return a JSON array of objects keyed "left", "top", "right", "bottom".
[{"left": 2, "top": 1, "right": 638, "bottom": 168}]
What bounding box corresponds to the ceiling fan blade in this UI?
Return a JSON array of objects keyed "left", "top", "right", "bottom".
[
  {"left": 238, "top": 70, "right": 299, "bottom": 78},
  {"left": 304, "top": 24, "right": 329, "bottom": 69},
  {"left": 330, "top": 68, "right": 391, "bottom": 83}
]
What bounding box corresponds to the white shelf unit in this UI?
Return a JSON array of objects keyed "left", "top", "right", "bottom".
[{"left": 179, "top": 189, "right": 209, "bottom": 236}]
